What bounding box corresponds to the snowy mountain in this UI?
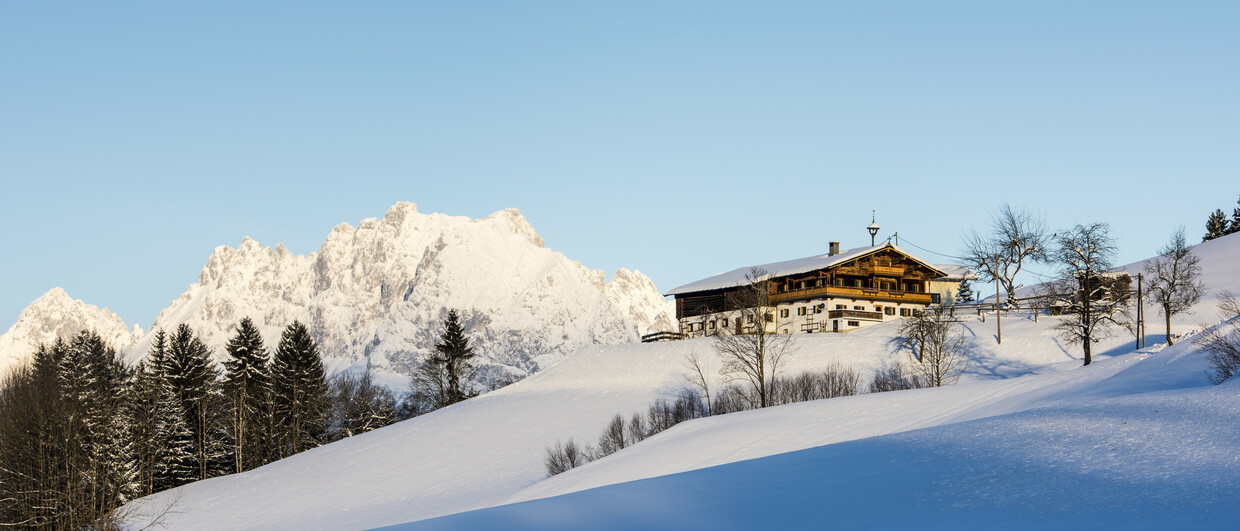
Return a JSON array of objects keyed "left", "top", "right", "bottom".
[
  {"left": 0, "top": 287, "right": 143, "bottom": 377},
  {"left": 121, "top": 202, "right": 674, "bottom": 385},
  {"left": 120, "top": 226, "right": 1240, "bottom": 529}
]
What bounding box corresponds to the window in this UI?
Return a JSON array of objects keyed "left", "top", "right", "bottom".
[
  {"left": 900, "top": 308, "right": 911, "bottom": 317},
  {"left": 747, "top": 314, "right": 755, "bottom": 324},
  {"left": 815, "top": 279, "right": 823, "bottom": 287},
  {"left": 847, "top": 320, "right": 860, "bottom": 327},
  {"left": 764, "top": 312, "right": 773, "bottom": 322},
  {"left": 854, "top": 305, "right": 865, "bottom": 311},
  {"left": 798, "top": 281, "right": 806, "bottom": 289},
  {"left": 797, "top": 307, "right": 806, "bottom": 316},
  {"left": 708, "top": 320, "right": 716, "bottom": 330},
  {"left": 836, "top": 304, "right": 846, "bottom": 310},
  {"left": 874, "top": 305, "right": 882, "bottom": 312},
  {"left": 834, "top": 278, "right": 842, "bottom": 286},
  {"left": 780, "top": 309, "right": 790, "bottom": 318},
  {"left": 881, "top": 281, "right": 894, "bottom": 290},
  {"left": 721, "top": 318, "right": 729, "bottom": 328},
  {"left": 885, "top": 307, "right": 896, "bottom": 316}
]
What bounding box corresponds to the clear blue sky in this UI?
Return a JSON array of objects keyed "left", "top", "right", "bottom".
[{"left": 2, "top": 1, "right": 1237, "bottom": 329}]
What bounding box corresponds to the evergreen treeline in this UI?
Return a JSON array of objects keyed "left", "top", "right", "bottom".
[
  {"left": 1202, "top": 194, "right": 1240, "bottom": 242},
  {"left": 0, "top": 318, "right": 399, "bottom": 528}
]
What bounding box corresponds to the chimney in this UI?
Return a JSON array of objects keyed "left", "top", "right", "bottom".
[{"left": 828, "top": 241, "right": 840, "bottom": 256}]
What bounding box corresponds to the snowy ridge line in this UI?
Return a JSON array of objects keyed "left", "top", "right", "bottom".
[{"left": 0, "top": 202, "right": 675, "bottom": 391}]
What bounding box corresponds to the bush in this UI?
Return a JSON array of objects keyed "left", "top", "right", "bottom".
[
  {"left": 544, "top": 438, "right": 592, "bottom": 476},
  {"left": 869, "top": 361, "right": 932, "bottom": 393},
  {"left": 1197, "top": 291, "right": 1240, "bottom": 384},
  {"left": 543, "top": 366, "right": 864, "bottom": 476},
  {"left": 769, "top": 364, "right": 862, "bottom": 405}
]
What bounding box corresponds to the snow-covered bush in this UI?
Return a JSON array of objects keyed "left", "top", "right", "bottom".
[{"left": 1196, "top": 291, "right": 1240, "bottom": 384}]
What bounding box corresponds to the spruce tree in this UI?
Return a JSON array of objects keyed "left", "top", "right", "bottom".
[
  {"left": 152, "top": 388, "right": 198, "bottom": 492},
  {"left": 1204, "top": 209, "right": 1227, "bottom": 241},
  {"left": 222, "top": 317, "right": 270, "bottom": 473},
  {"left": 955, "top": 278, "right": 974, "bottom": 304},
  {"left": 1229, "top": 196, "right": 1240, "bottom": 235},
  {"left": 271, "top": 321, "right": 327, "bottom": 458},
  {"left": 435, "top": 309, "right": 476, "bottom": 405},
  {"left": 162, "top": 324, "right": 219, "bottom": 481},
  {"left": 58, "top": 331, "right": 136, "bottom": 517},
  {"left": 131, "top": 330, "right": 168, "bottom": 496}
]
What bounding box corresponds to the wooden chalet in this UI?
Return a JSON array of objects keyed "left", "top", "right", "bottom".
[{"left": 666, "top": 242, "right": 950, "bottom": 336}]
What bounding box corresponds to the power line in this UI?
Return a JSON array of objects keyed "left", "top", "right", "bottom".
[{"left": 896, "top": 234, "right": 1060, "bottom": 281}]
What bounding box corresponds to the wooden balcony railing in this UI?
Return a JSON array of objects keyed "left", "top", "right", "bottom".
[
  {"left": 872, "top": 265, "right": 905, "bottom": 276},
  {"left": 770, "top": 285, "right": 932, "bottom": 305},
  {"left": 828, "top": 309, "right": 883, "bottom": 321}
]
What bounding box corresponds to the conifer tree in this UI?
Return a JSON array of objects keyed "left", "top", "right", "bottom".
[
  {"left": 162, "top": 324, "right": 219, "bottom": 481},
  {"left": 130, "top": 330, "right": 167, "bottom": 496},
  {"left": 435, "top": 309, "right": 476, "bottom": 405},
  {"left": 1204, "top": 209, "right": 1227, "bottom": 241},
  {"left": 1229, "top": 196, "right": 1240, "bottom": 235},
  {"left": 222, "top": 317, "right": 271, "bottom": 473},
  {"left": 58, "top": 331, "right": 136, "bottom": 518},
  {"left": 152, "top": 388, "right": 198, "bottom": 492},
  {"left": 955, "top": 278, "right": 974, "bottom": 304},
  {"left": 271, "top": 321, "right": 328, "bottom": 458}
]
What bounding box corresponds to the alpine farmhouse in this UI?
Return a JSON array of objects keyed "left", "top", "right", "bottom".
[{"left": 665, "top": 241, "right": 971, "bottom": 337}]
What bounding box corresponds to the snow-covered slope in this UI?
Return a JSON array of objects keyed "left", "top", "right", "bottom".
[
  {"left": 121, "top": 226, "right": 1240, "bottom": 530},
  {"left": 403, "top": 356, "right": 1238, "bottom": 530},
  {"left": 0, "top": 288, "right": 142, "bottom": 376},
  {"left": 122, "top": 202, "right": 674, "bottom": 384},
  {"left": 121, "top": 312, "right": 1145, "bottom": 530}
]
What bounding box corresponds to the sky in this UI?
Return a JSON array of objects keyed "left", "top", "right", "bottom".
[{"left": 1, "top": 1, "right": 1237, "bottom": 329}]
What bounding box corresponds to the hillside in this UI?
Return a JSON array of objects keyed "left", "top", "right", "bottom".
[{"left": 120, "top": 231, "right": 1240, "bottom": 529}]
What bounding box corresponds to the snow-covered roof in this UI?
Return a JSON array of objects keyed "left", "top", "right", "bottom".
[
  {"left": 665, "top": 243, "right": 947, "bottom": 296},
  {"left": 931, "top": 264, "right": 977, "bottom": 282}
]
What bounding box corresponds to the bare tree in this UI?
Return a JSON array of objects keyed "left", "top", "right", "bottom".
[
  {"left": 712, "top": 268, "right": 796, "bottom": 408},
  {"left": 595, "top": 414, "right": 627, "bottom": 457},
  {"left": 1145, "top": 227, "right": 1205, "bottom": 345},
  {"left": 1050, "top": 223, "right": 1124, "bottom": 366},
  {"left": 961, "top": 204, "right": 1050, "bottom": 309},
  {"left": 893, "top": 307, "right": 968, "bottom": 386},
  {"left": 1195, "top": 291, "right": 1240, "bottom": 384},
  {"left": 683, "top": 350, "right": 713, "bottom": 416},
  {"left": 543, "top": 438, "right": 591, "bottom": 476}
]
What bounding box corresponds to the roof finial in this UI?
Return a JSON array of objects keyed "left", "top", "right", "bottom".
[{"left": 867, "top": 210, "right": 880, "bottom": 246}]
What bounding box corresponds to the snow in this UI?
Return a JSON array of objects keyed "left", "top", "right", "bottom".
[
  {"left": 0, "top": 287, "right": 142, "bottom": 377},
  {"left": 397, "top": 379, "right": 1240, "bottom": 530},
  {"left": 664, "top": 242, "right": 947, "bottom": 295},
  {"left": 116, "top": 230, "right": 1240, "bottom": 530},
  {"left": 0, "top": 203, "right": 675, "bottom": 389}
]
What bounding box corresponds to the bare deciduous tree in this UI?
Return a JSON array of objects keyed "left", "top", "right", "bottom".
[
  {"left": 893, "top": 307, "right": 968, "bottom": 386},
  {"left": 1195, "top": 291, "right": 1240, "bottom": 384},
  {"left": 962, "top": 204, "right": 1050, "bottom": 309},
  {"left": 683, "top": 350, "right": 713, "bottom": 416},
  {"left": 1050, "top": 223, "right": 1124, "bottom": 366},
  {"left": 712, "top": 268, "right": 796, "bottom": 408},
  {"left": 543, "top": 438, "right": 591, "bottom": 476},
  {"left": 1145, "top": 227, "right": 1205, "bottom": 345}
]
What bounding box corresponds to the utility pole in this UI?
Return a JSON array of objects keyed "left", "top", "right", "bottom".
[
  {"left": 1136, "top": 272, "right": 1144, "bottom": 349},
  {"left": 995, "top": 251, "right": 1001, "bottom": 345}
]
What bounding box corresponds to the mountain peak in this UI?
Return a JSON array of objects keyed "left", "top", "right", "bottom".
[
  {"left": 479, "top": 207, "right": 544, "bottom": 248},
  {"left": 0, "top": 288, "right": 140, "bottom": 376}
]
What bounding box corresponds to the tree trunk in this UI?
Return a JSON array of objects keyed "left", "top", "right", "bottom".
[{"left": 1166, "top": 308, "right": 1174, "bottom": 346}]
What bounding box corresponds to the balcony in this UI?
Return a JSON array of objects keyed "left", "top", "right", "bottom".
[
  {"left": 770, "top": 285, "right": 933, "bottom": 305},
  {"left": 828, "top": 309, "right": 883, "bottom": 321},
  {"left": 873, "top": 265, "right": 905, "bottom": 276}
]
